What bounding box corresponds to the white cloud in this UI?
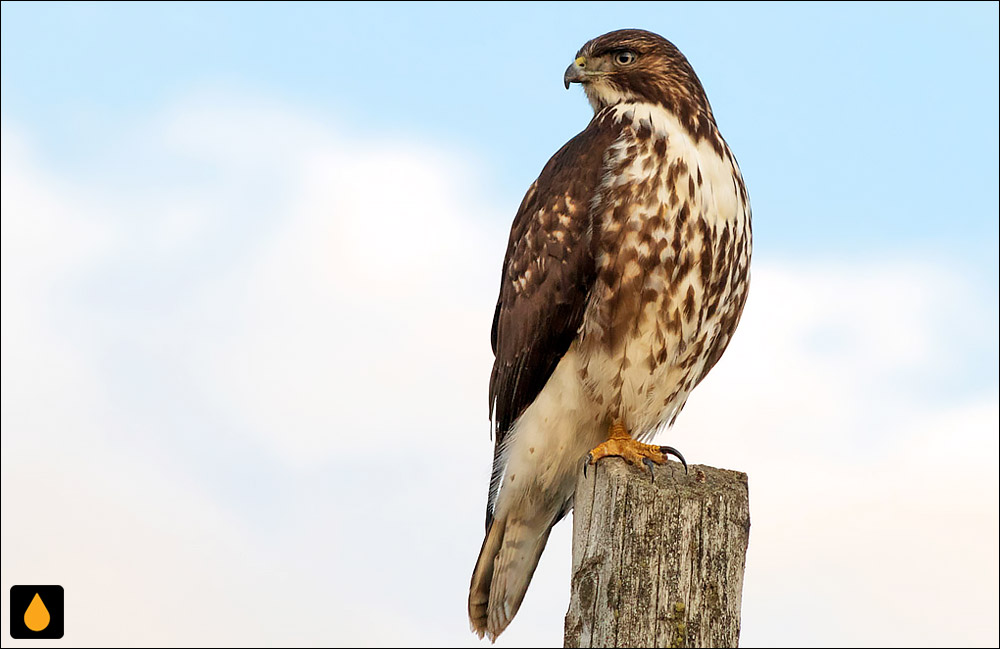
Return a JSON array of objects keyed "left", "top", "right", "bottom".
[
  {"left": 667, "top": 265, "right": 999, "bottom": 647},
  {"left": 2, "top": 96, "right": 997, "bottom": 648}
]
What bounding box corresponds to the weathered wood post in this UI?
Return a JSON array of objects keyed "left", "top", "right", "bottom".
[{"left": 564, "top": 458, "right": 750, "bottom": 648}]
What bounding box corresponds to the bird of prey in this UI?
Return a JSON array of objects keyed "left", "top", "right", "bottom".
[{"left": 468, "top": 29, "right": 751, "bottom": 640}]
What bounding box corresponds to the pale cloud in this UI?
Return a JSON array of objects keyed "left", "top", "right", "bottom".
[
  {"left": 668, "top": 265, "right": 998, "bottom": 647},
  {"left": 1, "top": 95, "right": 997, "bottom": 648}
]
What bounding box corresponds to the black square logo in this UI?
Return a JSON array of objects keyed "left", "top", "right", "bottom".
[{"left": 9, "top": 586, "right": 64, "bottom": 639}]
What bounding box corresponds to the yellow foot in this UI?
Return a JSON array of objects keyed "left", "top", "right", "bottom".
[{"left": 585, "top": 422, "right": 688, "bottom": 480}]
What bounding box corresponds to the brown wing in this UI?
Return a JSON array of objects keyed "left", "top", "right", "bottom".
[{"left": 485, "top": 113, "right": 620, "bottom": 531}]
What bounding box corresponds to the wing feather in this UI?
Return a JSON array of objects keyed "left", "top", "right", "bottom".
[{"left": 485, "top": 112, "right": 620, "bottom": 530}]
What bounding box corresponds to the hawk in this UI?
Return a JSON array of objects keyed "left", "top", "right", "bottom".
[{"left": 468, "top": 29, "right": 751, "bottom": 640}]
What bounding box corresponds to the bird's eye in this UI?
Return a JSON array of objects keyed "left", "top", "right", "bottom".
[{"left": 614, "top": 50, "right": 637, "bottom": 66}]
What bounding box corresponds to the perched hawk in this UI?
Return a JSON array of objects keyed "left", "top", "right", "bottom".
[{"left": 468, "top": 29, "right": 751, "bottom": 640}]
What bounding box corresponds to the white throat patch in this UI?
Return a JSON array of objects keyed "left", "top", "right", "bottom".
[{"left": 583, "top": 80, "right": 636, "bottom": 113}]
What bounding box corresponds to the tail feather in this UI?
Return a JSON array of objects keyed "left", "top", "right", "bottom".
[
  {"left": 469, "top": 515, "right": 506, "bottom": 637},
  {"left": 469, "top": 512, "right": 553, "bottom": 641}
]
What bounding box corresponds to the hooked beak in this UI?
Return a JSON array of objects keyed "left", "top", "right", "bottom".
[{"left": 563, "top": 57, "right": 588, "bottom": 89}]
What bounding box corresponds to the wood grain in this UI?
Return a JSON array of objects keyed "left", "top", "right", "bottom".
[{"left": 564, "top": 458, "right": 750, "bottom": 648}]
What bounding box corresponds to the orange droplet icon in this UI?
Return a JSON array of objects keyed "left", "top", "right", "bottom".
[{"left": 24, "top": 592, "right": 51, "bottom": 632}]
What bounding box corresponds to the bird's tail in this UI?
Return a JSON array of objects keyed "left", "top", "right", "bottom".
[{"left": 468, "top": 510, "right": 553, "bottom": 641}]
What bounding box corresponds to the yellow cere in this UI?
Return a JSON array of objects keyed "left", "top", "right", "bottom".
[{"left": 575, "top": 56, "right": 586, "bottom": 66}]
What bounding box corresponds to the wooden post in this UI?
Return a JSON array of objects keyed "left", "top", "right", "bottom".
[{"left": 564, "top": 458, "right": 750, "bottom": 648}]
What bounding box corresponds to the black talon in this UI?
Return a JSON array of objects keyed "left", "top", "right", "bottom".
[
  {"left": 584, "top": 453, "right": 593, "bottom": 477},
  {"left": 642, "top": 457, "right": 656, "bottom": 482},
  {"left": 660, "top": 446, "right": 688, "bottom": 474}
]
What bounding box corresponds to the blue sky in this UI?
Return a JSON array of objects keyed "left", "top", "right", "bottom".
[
  {"left": 2, "top": 2, "right": 998, "bottom": 647},
  {"left": 4, "top": 2, "right": 998, "bottom": 256}
]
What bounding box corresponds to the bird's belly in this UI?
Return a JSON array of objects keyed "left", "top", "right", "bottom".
[
  {"left": 577, "top": 106, "right": 751, "bottom": 438},
  {"left": 580, "top": 284, "right": 724, "bottom": 439}
]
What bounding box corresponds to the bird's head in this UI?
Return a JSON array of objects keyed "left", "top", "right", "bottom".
[{"left": 564, "top": 29, "right": 713, "bottom": 118}]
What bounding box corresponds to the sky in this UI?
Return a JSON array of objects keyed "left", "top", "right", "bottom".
[{"left": 1, "top": 1, "right": 997, "bottom": 647}]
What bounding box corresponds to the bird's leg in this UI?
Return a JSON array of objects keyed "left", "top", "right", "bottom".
[{"left": 586, "top": 420, "right": 687, "bottom": 479}]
